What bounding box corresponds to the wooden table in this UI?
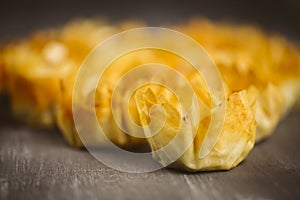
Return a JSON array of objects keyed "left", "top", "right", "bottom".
[{"left": 1, "top": 110, "right": 299, "bottom": 200}]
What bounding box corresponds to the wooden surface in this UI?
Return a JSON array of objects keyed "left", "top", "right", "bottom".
[{"left": 0, "top": 111, "right": 299, "bottom": 200}]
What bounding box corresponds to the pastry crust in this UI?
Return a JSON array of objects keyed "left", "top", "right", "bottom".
[
  {"left": 1, "top": 18, "right": 299, "bottom": 171},
  {"left": 2, "top": 33, "right": 73, "bottom": 126},
  {"left": 0, "top": 53, "right": 4, "bottom": 95},
  {"left": 179, "top": 19, "right": 300, "bottom": 141},
  {"left": 135, "top": 86, "right": 256, "bottom": 171},
  {"left": 2, "top": 19, "right": 119, "bottom": 126}
]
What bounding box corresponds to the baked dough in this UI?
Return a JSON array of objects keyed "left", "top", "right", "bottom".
[
  {"left": 135, "top": 86, "right": 256, "bottom": 171},
  {"left": 2, "top": 20, "right": 119, "bottom": 126},
  {"left": 179, "top": 19, "right": 300, "bottom": 141},
  {"left": 1, "top": 18, "right": 299, "bottom": 171}
]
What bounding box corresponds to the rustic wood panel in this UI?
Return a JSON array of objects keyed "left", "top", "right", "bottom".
[{"left": 0, "top": 111, "right": 299, "bottom": 200}]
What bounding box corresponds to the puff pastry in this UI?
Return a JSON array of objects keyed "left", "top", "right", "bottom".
[
  {"left": 2, "top": 20, "right": 119, "bottom": 126},
  {"left": 1, "top": 18, "right": 299, "bottom": 172},
  {"left": 0, "top": 54, "right": 4, "bottom": 95},
  {"left": 135, "top": 86, "right": 256, "bottom": 171},
  {"left": 3, "top": 33, "right": 72, "bottom": 126},
  {"left": 179, "top": 19, "right": 300, "bottom": 141}
]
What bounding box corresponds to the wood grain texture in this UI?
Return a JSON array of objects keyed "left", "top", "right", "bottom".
[{"left": 0, "top": 111, "right": 299, "bottom": 200}]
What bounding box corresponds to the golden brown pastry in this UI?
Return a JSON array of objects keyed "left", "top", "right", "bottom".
[
  {"left": 2, "top": 32, "right": 73, "bottom": 126},
  {"left": 178, "top": 19, "right": 300, "bottom": 141},
  {"left": 2, "top": 18, "right": 299, "bottom": 172},
  {"left": 0, "top": 54, "right": 4, "bottom": 95},
  {"left": 55, "top": 20, "right": 147, "bottom": 147},
  {"left": 135, "top": 86, "right": 256, "bottom": 171},
  {"left": 2, "top": 19, "right": 119, "bottom": 126}
]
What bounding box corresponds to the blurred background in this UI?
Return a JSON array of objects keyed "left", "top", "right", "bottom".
[{"left": 1, "top": 0, "right": 300, "bottom": 40}]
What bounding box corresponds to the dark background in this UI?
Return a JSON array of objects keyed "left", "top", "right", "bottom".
[{"left": 0, "top": 0, "right": 300, "bottom": 40}]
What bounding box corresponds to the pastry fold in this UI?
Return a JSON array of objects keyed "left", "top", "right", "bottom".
[
  {"left": 1, "top": 18, "right": 299, "bottom": 171},
  {"left": 180, "top": 19, "right": 300, "bottom": 141},
  {"left": 1, "top": 19, "right": 120, "bottom": 126},
  {"left": 135, "top": 86, "right": 256, "bottom": 171}
]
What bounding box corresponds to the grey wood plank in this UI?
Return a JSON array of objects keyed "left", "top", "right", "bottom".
[{"left": 0, "top": 112, "right": 299, "bottom": 200}]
